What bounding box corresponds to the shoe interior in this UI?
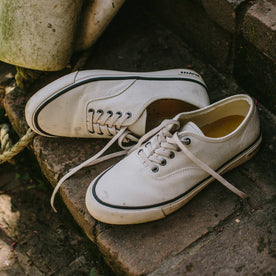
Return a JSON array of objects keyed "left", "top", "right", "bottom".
[
  {"left": 200, "top": 115, "right": 245, "bottom": 138},
  {"left": 180, "top": 97, "right": 251, "bottom": 138},
  {"left": 146, "top": 99, "right": 197, "bottom": 131}
]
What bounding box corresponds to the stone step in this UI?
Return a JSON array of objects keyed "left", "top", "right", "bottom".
[
  {"left": 147, "top": 0, "right": 276, "bottom": 112},
  {"left": 2, "top": 0, "right": 276, "bottom": 275}
]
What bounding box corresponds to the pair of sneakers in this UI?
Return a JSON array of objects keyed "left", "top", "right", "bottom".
[{"left": 25, "top": 69, "right": 262, "bottom": 225}]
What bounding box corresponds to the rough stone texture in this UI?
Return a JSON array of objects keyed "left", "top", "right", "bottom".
[
  {"left": 96, "top": 185, "right": 238, "bottom": 275},
  {"left": 149, "top": 98, "right": 276, "bottom": 275},
  {"left": 75, "top": 0, "right": 126, "bottom": 51},
  {"left": 243, "top": 0, "right": 276, "bottom": 60},
  {"left": 0, "top": 0, "right": 83, "bottom": 71},
  {"left": 32, "top": 136, "right": 123, "bottom": 243},
  {"left": 2, "top": 0, "right": 276, "bottom": 275},
  {"left": 146, "top": 0, "right": 276, "bottom": 112},
  {"left": 149, "top": 100, "right": 276, "bottom": 275},
  {"left": 0, "top": 62, "right": 14, "bottom": 84},
  {"left": 234, "top": 40, "right": 276, "bottom": 113},
  {"left": 201, "top": 0, "right": 245, "bottom": 33},
  {"left": 4, "top": 87, "right": 29, "bottom": 136},
  {"left": 0, "top": 161, "right": 113, "bottom": 276},
  {"left": 235, "top": 0, "right": 276, "bottom": 113},
  {"left": 146, "top": 0, "right": 235, "bottom": 73},
  {"left": 150, "top": 203, "right": 276, "bottom": 275}
]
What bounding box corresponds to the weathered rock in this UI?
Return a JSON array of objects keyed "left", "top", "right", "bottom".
[
  {"left": 202, "top": 0, "right": 245, "bottom": 33},
  {"left": 2, "top": 1, "right": 276, "bottom": 275},
  {"left": 147, "top": 0, "right": 234, "bottom": 72},
  {"left": 75, "top": 0, "right": 126, "bottom": 51},
  {"left": 32, "top": 135, "right": 123, "bottom": 243},
  {"left": 243, "top": 0, "right": 276, "bottom": 60},
  {"left": 0, "top": 62, "right": 14, "bottom": 84},
  {"left": 0, "top": 0, "right": 83, "bottom": 71},
  {"left": 4, "top": 87, "right": 29, "bottom": 136},
  {"left": 150, "top": 203, "right": 276, "bottom": 275},
  {"left": 234, "top": 40, "right": 276, "bottom": 113},
  {"left": 96, "top": 185, "right": 238, "bottom": 275}
]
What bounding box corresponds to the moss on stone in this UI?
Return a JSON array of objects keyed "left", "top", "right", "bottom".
[
  {"left": 0, "top": 1, "right": 14, "bottom": 42},
  {"left": 15, "top": 66, "right": 42, "bottom": 89}
]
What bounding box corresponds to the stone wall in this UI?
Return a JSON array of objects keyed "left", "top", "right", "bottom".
[{"left": 146, "top": 0, "right": 276, "bottom": 112}]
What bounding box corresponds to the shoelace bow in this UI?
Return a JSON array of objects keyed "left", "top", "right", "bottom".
[{"left": 51, "top": 119, "right": 247, "bottom": 212}]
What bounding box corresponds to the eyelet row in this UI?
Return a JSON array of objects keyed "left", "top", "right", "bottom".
[
  {"left": 89, "top": 130, "right": 104, "bottom": 135},
  {"left": 88, "top": 109, "right": 132, "bottom": 119},
  {"left": 151, "top": 138, "right": 191, "bottom": 173},
  {"left": 151, "top": 151, "right": 175, "bottom": 173},
  {"left": 116, "top": 111, "right": 132, "bottom": 118}
]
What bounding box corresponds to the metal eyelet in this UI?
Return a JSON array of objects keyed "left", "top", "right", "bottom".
[
  {"left": 116, "top": 111, "right": 122, "bottom": 118},
  {"left": 138, "top": 149, "right": 143, "bottom": 154},
  {"left": 126, "top": 112, "right": 132, "bottom": 118},
  {"left": 169, "top": 151, "right": 175, "bottom": 159},
  {"left": 107, "top": 110, "right": 113, "bottom": 116},
  {"left": 97, "top": 109, "right": 103, "bottom": 114},
  {"left": 152, "top": 166, "right": 159, "bottom": 173},
  {"left": 88, "top": 130, "right": 95, "bottom": 134},
  {"left": 160, "top": 159, "right": 167, "bottom": 166},
  {"left": 88, "top": 108, "right": 94, "bottom": 113},
  {"left": 98, "top": 132, "right": 104, "bottom": 135},
  {"left": 176, "top": 148, "right": 181, "bottom": 152},
  {"left": 182, "top": 137, "right": 191, "bottom": 145}
]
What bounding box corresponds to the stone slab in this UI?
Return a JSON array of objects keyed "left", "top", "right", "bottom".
[
  {"left": 96, "top": 184, "right": 237, "bottom": 275},
  {"left": 148, "top": 91, "right": 276, "bottom": 275},
  {"left": 201, "top": 0, "right": 245, "bottom": 33},
  {"left": 2, "top": 9, "right": 242, "bottom": 274},
  {"left": 150, "top": 202, "right": 276, "bottom": 275},
  {"left": 234, "top": 40, "right": 276, "bottom": 113},
  {"left": 3, "top": 29, "right": 242, "bottom": 276},
  {"left": 5, "top": 64, "right": 276, "bottom": 276},
  {"left": 2, "top": 1, "right": 276, "bottom": 275},
  {"left": 146, "top": 0, "right": 235, "bottom": 73},
  {"left": 95, "top": 97, "right": 276, "bottom": 275},
  {"left": 0, "top": 0, "right": 83, "bottom": 71},
  {"left": 243, "top": 0, "right": 276, "bottom": 60},
  {"left": 4, "top": 88, "right": 241, "bottom": 275},
  {"left": 32, "top": 135, "right": 123, "bottom": 243},
  {"left": 146, "top": 0, "right": 276, "bottom": 111}
]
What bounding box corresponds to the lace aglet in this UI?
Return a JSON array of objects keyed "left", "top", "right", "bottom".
[
  {"left": 50, "top": 196, "right": 58, "bottom": 213},
  {"left": 240, "top": 192, "right": 249, "bottom": 199}
]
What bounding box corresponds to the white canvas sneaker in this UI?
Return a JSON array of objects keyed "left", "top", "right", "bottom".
[
  {"left": 85, "top": 94, "right": 262, "bottom": 224},
  {"left": 25, "top": 69, "right": 209, "bottom": 139}
]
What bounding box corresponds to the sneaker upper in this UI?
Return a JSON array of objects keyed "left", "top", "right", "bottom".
[
  {"left": 25, "top": 69, "right": 209, "bottom": 138},
  {"left": 85, "top": 94, "right": 261, "bottom": 224}
]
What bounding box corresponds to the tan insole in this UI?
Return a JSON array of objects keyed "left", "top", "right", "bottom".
[
  {"left": 200, "top": 115, "right": 245, "bottom": 138},
  {"left": 146, "top": 99, "right": 197, "bottom": 131}
]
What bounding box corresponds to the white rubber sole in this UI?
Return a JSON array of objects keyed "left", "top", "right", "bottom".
[
  {"left": 25, "top": 69, "right": 207, "bottom": 137},
  {"left": 85, "top": 135, "right": 262, "bottom": 225}
]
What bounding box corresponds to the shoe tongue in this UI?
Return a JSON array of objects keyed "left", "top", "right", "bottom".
[
  {"left": 179, "top": 121, "right": 204, "bottom": 136},
  {"left": 127, "top": 109, "right": 147, "bottom": 136}
]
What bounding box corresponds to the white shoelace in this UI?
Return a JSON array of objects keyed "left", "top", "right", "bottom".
[
  {"left": 138, "top": 123, "right": 248, "bottom": 199},
  {"left": 51, "top": 119, "right": 247, "bottom": 212},
  {"left": 87, "top": 109, "right": 137, "bottom": 142},
  {"left": 50, "top": 119, "right": 178, "bottom": 212}
]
